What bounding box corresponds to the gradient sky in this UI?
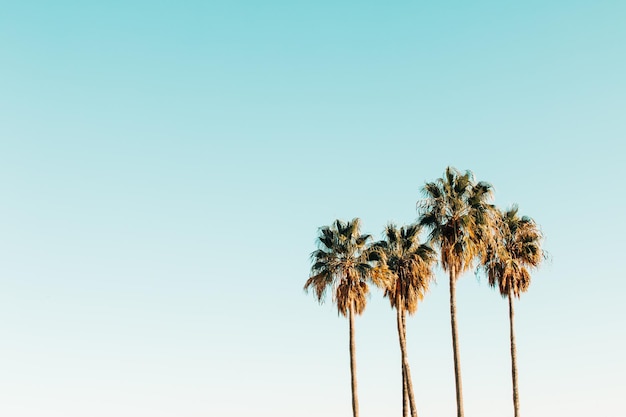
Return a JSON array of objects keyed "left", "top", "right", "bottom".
[{"left": 1, "top": 1, "right": 624, "bottom": 416}]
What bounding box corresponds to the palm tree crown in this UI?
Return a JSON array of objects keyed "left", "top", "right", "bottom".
[
  {"left": 480, "top": 206, "right": 544, "bottom": 298},
  {"left": 304, "top": 218, "right": 374, "bottom": 316},
  {"left": 418, "top": 166, "right": 495, "bottom": 277},
  {"left": 371, "top": 223, "right": 437, "bottom": 313}
]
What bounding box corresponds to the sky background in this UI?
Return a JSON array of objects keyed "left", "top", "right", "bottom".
[{"left": 1, "top": 1, "right": 624, "bottom": 416}]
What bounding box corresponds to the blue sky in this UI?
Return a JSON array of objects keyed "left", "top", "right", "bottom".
[{"left": 1, "top": 1, "right": 624, "bottom": 416}]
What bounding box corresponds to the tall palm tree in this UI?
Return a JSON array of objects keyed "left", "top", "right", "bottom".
[
  {"left": 370, "top": 223, "right": 437, "bottom": 417},
  {"left": 417, "top": 167, "right": 495, "bottom": 417},
  {"left": 304, "top": 218, "right": 375, "bottom": 417},
  {"left": 479, "top": 206, "right": 544, "bottom": 417}
]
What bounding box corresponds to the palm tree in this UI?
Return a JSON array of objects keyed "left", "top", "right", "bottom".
[
  {"left": 370, "top": 223, "right": 437, "bottom": 417},
  {"left": 304, "top": 218, "right": 375, "bottom": 417},
  {"left": 417, "top": 167, "right": 495, "bottom": 417},
  {"left": 479, "top": 206, "right": 544, "bottom": 417}
]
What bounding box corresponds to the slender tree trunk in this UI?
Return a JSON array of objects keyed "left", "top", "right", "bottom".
[
  {"left": 508, "top": 288, "right": 520, "bottom": 417},
  {"left": 397, "top": 295, "right": 418, "bottom": 417},
  {"left": 349, "top": 304, "right": 359, "bottom": 417},
  {"left": 449, "top": 268, "right": 464, "bottom": 417},
  {"left": 402, "top": 311, "right": 409, "bottom": 417}
]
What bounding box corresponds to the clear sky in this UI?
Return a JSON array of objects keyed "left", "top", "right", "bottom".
[{"left": 1, "top": 1, "right": 624, "bottom": 416}]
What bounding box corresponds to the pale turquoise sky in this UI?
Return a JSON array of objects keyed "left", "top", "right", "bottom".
[{"left": 1, "top": 1, "right": 624, "bottom": 416}]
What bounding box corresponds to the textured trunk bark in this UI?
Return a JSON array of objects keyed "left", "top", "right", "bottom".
[
  {"left": 403, "top": 371, "right": 409, "bottom": 417},
  {"left": 349, "top": 304, "right": 359, "bottom": 417},
  {"left": 450, "top": 268, "right": 464, "bottom": 417},
  {"left": 402, "top": 310, "right": 409, "bottom": 417},
  {"left": 509, "top": 288, "right": 520, "bottom": 417},
  {"left": 397, "top": 295, "right": 418, "bottom": 417}
]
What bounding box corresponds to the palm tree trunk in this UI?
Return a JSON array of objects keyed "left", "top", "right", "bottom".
[
  {"left": 402, "top": 311, "right": 409, "bottom": 417},
  {"left": 349, "top": 303, "right": 359, "bottom": 417},
  {"left": 397, "top": 295, "right": 418, "bottom": 417},
  {"left": 449, "top": 268, "right": 464, "bottom": 417},
  {"left": 508, "top": 288, "right": 520, "bottom": 417}
]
